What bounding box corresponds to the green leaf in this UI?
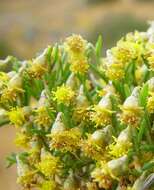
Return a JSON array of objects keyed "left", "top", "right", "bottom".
[
  {"left": 46, "top": 46, "right": 52, "bottom": 64},
  {"left": 89, "top": 63, "right": 108, "bottom": 83},
  {"left": 137, "top": 118, "right": 146, "bottom": 143},
  {"left": 52, "top": 44, "right": 59, "bottom": 63},
  {"left": 140, "top": 144, "right": 154, "bottom": 152},
  {"left": 0, "top": 119, "right": 9, "bottom": 127},
  {"left": 95, "top": 35, "right": 103, "bottom": 58},
  {"left": 124, "top": 84, "right": 131, "bottom": 98},
  {"left": 6, "top": 153, "right": 17, "bottom": 168},
  {"left": 142, "top": 161, "right": 154, "bottom": 171},
  {"left": 139, "top": 83, "right": 149, "bottom": 107}
]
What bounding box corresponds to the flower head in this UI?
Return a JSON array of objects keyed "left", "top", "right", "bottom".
[
  {"left": 40, "top": 180, "right": 56, "bottom": 190},
  {"left": 16, "top": 155, "right": 37, "bottom": 187},
  {"left": 148, "top": 54, "right": 154, "bottom": 71},
  {"left": 70, "top": 56, "right": 89, "bottom": 74},
  {"left": 34, "top": 107, "right": 52, "bottom": 128},
  {"left": 109, "top": 126, "right": 132, "bottom": 158},
  {"left": 81, "top": 126, "right": 112, "bottom": 160},
  {"left": 53, "top": 85, "right": 75, "bottom": 106},
  {"left": 7, "top": 107, "right": 26, "bottom": 128},
  {"left": 147, "top": 94, "right": 154, "bottom": 113},
  {"left": 15, "top": 132, "right": 30, "bottom": 149},
  {"left": 49, "top": 128, "right": 81, "bottom": 153},
  {"left": 120, "top": 90, "right": 143, "bottom": 127},
  {"left": 64, "top": 34, "right": 87, "bottom": 54},
  {"left": 106, "top": 62, "right": 124, "bottom": 81},
  {"left": 91, "top": 167, "right": 113, "bottom": 189},
  {"left": 37, "top": 154, "right": 59, "bottom": 177}
]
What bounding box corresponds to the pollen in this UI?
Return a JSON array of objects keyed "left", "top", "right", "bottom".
[
  {"left": 53, "top": 85, "right": 75, "bottom": 106},
  {"left": 7, "top": 107, "right": 26, "bottom": 128}
]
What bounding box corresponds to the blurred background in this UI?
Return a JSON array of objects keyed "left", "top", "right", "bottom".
[{"left": 0, "top": 0, "right": 154, "bottom": 189}]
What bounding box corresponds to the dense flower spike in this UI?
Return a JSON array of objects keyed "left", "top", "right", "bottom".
[{"left": 1, "top": 25, "right": 154, "bottom": 190}]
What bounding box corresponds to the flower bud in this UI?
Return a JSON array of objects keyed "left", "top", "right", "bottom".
[
  {"left": 107, "top": 155, "right": 128, "bottom": 178},
  {"left": 63, "top": 172, "right": 78, "bottom": 190},
  {"left": 51, "top": 112, "right": 65, "bottom": 134},
  {"left": 38, "top": 89, "right": 48, "bottom": 107},
  {"left": 76, "top": 85, "right": 89, "bottom": 107},
  {"left": 147, "top": 77, "right": 154, "bottom": 92},
  {"left": 123, "top": 95, "right": 139, "bottom": 108},
  {"left": 7, "top": 71, "right": 16, "bottom": 79},
  {"left": 117, "top": 126, "right": 131, "bottom": 143},
  {"left": 0, "top": 108, "right": 8, "bottom": 123},
  {"left": 16, "top": 154, "right": 29, "bottom": 177},
  {"left": 33, "top": 47, "right": 49, "bottom": 66},
  {"left": 66, "top": 73, "right": 78, "bottom": 89},
  {"left": 91, "top": 125, "right": 113, "bottom": 146},
  {"left": 135, "top": 64, "right": 148, "bottom": 84},
  {"left": 131, "top": 87, "right": 140, "bottom": 98},
  {"left": 8, "top": 73, "right": 22, "bottom": 89},
  {"left": 131, "top": 173, "right": 146, "bottom": 190},
  {"left": 98, "top": 93, "right": 112, "bottom": 110},
  {"left": 0, "top": 56, "right": 15, "bottom": 72}
]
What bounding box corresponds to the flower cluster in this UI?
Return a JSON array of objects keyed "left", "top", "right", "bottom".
[{"left": 1, "top": 24, "right": 154, "bottom": 190}]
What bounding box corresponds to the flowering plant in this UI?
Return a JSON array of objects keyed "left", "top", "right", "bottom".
[{"left": 1, "top": 24, "right": 154, "bottom": 190}]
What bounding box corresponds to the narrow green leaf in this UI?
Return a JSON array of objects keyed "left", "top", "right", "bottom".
[
  {"left": 142, "top": 161, "right": 154, "bottom": 171},
  {"left": 95, "top": 35, "right": 103, "bottom": 58},
  {"left": 140, "top": 144, "right": 154, "bottom": 152},
  {"left": 6, "top": 153, "right": 16, "bottom": 168},
  {"left": 137, "top": 118, "right": 146, "bottom": 143},
  {"left": 139, "top": 83, "right": 149, "bottom": 107},
  {"left": 124, "top": 84, "right": 131, "bottom": 98},
  {"left": 52, "top": 44, "right": 59, "bottom": 63}
]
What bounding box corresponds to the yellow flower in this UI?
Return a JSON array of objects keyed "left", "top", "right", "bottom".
[
  {"left": 91, "top": 105, "right": 112, "bottom": 127},
  {"left": 120, "top": 93, "right": 143, "bottom": 127},
  {"left": 16, "top": 155, "right": 37, "bottom": 187},
  {"left": 112, "top": 40, "right": 143, "bottom": 64},
  {"left": 40, "top": 180, "right": 56, "bottom": 190},
  {"left": 37, "top": 155, "right": 59, "bottom": 177},
  {"left": 108, "top": 126, "right": 132, "bottom": 158},
  {"left": 148, "top": 54, "right": 154, "bottom": 71},
  {"left": 73, "top": 106, "right": 90, "bottom": 123},
  {"left": 7, "top": 107, "right": 26, "bottom": 128},
  {"left": 53, "top": 85, "right": 75, "bottom": 105},
  {"left": 49, "top": 128, "right": 81, "bottom": 153},
  {"left": 27, "top": 47, "right": 49, "bottom": 79},
  {"left": 34, "top": 107, "right": 52, "bottom": 128},
  {"left": 81, "top": 134, "right": 105, "bottom": 160},
  {"left": 70, "top": 56, "right": 89, "bottom": 74},
  {"left": 81, "top": 126, "right": 112, "bottom": 160},
  {"left": 64, "top": 34, "right": 87, "bottom": 54},
  {"left": 86, "top": 182, "right": 98, "bottom": 190},
  {"left": 147, "top": 94, "right": 154, "bottom": 113},
  {"left": 106, "top": 62, "right": 124, "bottom": 81},
  {"left": 0, "top": 72, "right": 9, "bottom": 89},
  {"left": 27, "top": 61, "right": 47, "bottom": 79},
  {"left": 15, "top": 132, "right": 30, "bottom": 149},
  {"left": 135, "top": 64, "right": 148, "bottom": 84},
  {"left": 17, "top": 170, "right": 36, "bottom": 187},
  {"left": 91, "top": 167, "right": 112, "bottom": 189},
  {"left": 109, "top": 137, "right": 132, "bottom": 158},
  {"left": 1, "top": 86, "right": 24, "bottom": 103},
  {"left": 147, "top": 77, "right": 154, "bottom": 92}
]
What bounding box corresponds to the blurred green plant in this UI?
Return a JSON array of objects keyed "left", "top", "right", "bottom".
[
  {"left": 88, "top": 13, "right": 147, "bottom": 54},
  {"left": 0, "top": 40, "right": 14, "bottom": 59},
  {"left": 85, "top": 0, "right": 116, "bottom": 4}
]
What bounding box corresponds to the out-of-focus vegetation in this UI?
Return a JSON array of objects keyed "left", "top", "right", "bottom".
[
  {"left": 0, "top": 0, "right": 154, "bottom": 59},
  {"left": 86, "top": 0, "right": 116, "bottom": 4},
  {"left": 88, "top": 13, "right": 147, "bottom": 54},
  {"left": 0, "top": 40, "right": 14, "bottom": 59}
]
